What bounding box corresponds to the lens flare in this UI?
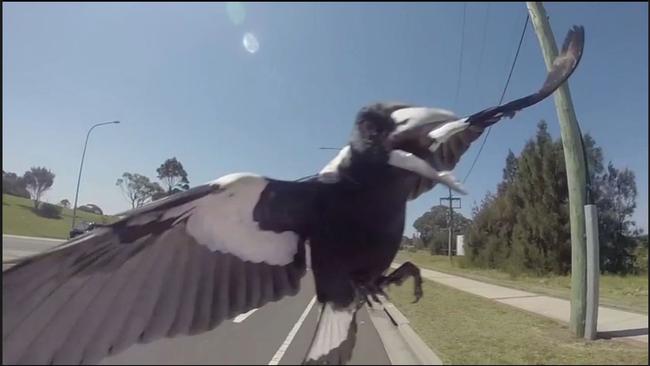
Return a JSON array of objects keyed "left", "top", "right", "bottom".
[{"left": 243, "top": 32, "right": 259, "bottom": 54}]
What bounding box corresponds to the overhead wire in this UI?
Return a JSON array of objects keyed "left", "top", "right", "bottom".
[
  {"left": 471, "top": 3, "right": 491, "bottom": 109},
  {"left": 453, "top": 2, "right": 468, "bottom": 109},
  {"left": 462, "top": 13, "right": 530, "bottom": 184}
]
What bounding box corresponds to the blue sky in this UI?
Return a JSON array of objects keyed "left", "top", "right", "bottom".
[{"left": 3, "top": 2, "right": 648, "bottom": 235}]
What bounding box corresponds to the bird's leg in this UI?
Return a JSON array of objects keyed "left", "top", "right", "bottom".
[
  {"left": 376, "top": 262, "right": 423, "bottom": 303},
  {"left": 358, "top": 286, "right": 380, "bottom": 308},
  {"left": 356, "top": 281, "right": 387, "bottom": 308}
]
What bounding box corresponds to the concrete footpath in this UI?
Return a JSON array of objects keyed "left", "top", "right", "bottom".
[{"left": 392, "top": 263, "right": 648, "bottom": 344}]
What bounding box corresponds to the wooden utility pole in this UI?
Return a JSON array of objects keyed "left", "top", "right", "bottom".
[
  {"left": 527, "top": 2, "right": 588, "bottom": 337},
  {"left": 440, "top": 188, "right": 461, "bottom": 261}
]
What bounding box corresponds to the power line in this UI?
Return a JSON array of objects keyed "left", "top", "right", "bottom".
[
  {"left": 462, "top": 13, "right": 529, "bottom": 184},
  {"left": 453, "top": 2, "right": 468, "bottom": 109},
  {"left": 471, "top": 3, "right": 491, "bottom": 109}
]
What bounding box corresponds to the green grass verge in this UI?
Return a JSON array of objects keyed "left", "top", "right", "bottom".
[
  {"left": 388, "top": 278, "right": 648, "bottom": 365},
  {"left": 2, "top": 194, "right": 117, "bottom": 239},
  {"left": 395, "top": 250, "right": 648, "bottom": 314}
]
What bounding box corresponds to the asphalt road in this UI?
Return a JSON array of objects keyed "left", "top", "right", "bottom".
[{"left": 2, "top": 235, "right": 391, "bottom": 365}]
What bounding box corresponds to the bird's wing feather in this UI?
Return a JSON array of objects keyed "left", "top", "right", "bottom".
[{"left": 3, "top": 173, "right": 322, "bottom": 365}]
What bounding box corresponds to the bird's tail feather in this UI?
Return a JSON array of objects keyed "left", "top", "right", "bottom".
[{"left": 302, "top": 301, "right": 360, "bottom": 365}]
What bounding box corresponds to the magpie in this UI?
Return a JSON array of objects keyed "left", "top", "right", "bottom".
[{"left": 2, "top": 26, "right": 584, "bottom": 365}]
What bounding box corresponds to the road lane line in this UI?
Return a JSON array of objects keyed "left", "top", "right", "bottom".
[
  {"left": 233, "top": 308, "right": 259, "bottom": 323},
  {"left": 268, "top": 295, "right": 317, "bottom": 365}
]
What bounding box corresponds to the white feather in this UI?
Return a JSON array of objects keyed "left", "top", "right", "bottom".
[
  {"left": 306, "top": 303, "right": 355, "bottom": 361},
  {"left": 185, "top": 173, "right": 299, "bottom": 266}
]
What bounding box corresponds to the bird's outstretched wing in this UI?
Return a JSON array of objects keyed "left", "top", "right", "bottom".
[
  {"left": 391, "top": 25, "right": 585, "bottom": 199},
  {"left": 3, "top": 173, "right": 323, "bottom": 365}
]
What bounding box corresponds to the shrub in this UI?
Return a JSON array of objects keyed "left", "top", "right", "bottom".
[
  {"left": 633, "top": 245, "right": 648, "bottom": 274},
  {"left": 36, "top": 202, "right": 62, "bottom": 219}
]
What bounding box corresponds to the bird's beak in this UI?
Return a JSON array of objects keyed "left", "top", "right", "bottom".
[
  {"left": 388, "top": 150, "right": 466, "bottom": 194},
  {"left": 427, "top": 117, "right": 470, "bottom": 152},
  {"left": 390, "top": 107, "right": 457, "bottom": 125},
  {"left": 388, "top": 107, "right": 458, "bottom": 147}
]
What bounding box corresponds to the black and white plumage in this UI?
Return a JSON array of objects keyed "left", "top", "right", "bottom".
[{"left": 2, "top": 26, "right": 584, "bottom": 365}]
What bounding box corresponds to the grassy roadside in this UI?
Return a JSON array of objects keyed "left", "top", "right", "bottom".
[
  {"left": 395, "top": 249, "right": 648, "bottom": 314},
  {"left": 2, "top": 194, "right": 116, "bottom": 239},
  {"left": 387, "top": 278, "right": 648, "bottom": 365}
]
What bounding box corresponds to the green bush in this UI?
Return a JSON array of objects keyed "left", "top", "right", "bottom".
[
  {"left": 35, "top": 202, "right": 62, "bottom": 219},
  {"left": 465, "top": 122, "right": 640, "bottom": 276}
]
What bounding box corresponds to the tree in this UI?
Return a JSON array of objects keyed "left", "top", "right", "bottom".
[
  {"left": 2, "top": 171, "right": 30, "bottom": 198},
  {"left": 23, "top": 167, "right": 55, "bottom": 209},
  {"left": 59, "top": 199, "right": 71, "bottom": 208},
  {"left": 508, "top": 121, "right": 571, "bottom": 275},
  {"left": 156, "top": 157, "right": 189, "bottom": 195},
  {"left": 413, "top": 205, "right": 471, "bottom": 255},
  {"left": 400, "top": 236, "right": 413, "bottom": 249},
  {"left": 466, "top": 121, "right": 641, "bottom": 275},
  {"left": 116, "top": 173, "right": 164, "bottom": 209},
  {"left": 593, "top": 163, "right": 638, "bottom": 273},
  {"left": 497, "top": 150, "right": 518, "bottom": 195},
  {"left": 469, "top": 121, "right": 571, "bottom": 274},
  {"left": 151, "top": 183, "right": 167, "bottom": 201},
  {"left": 634, "top": 234, "right": 648, "bottom": 274}
]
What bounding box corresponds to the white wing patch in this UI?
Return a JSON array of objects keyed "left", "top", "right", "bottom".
[
  {"left": 185, "top": 173, "right": 299, "bottom": 266},
  {"left": 306, "top": 303, "right": 356, "bottom": 361}
]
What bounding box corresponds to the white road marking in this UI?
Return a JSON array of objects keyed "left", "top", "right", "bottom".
[
  {"left": 233, "top": 308, "right": 259, "bottom": 323},
  {"left": 268, "top": 295, "right": 318, "bottom": 365}
]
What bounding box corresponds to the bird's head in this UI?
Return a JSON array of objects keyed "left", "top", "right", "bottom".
[
  {"left": 349, "top": 103, "right": 398, "bottom": 163},
  {"left": 346, "top": 102, "right": 465, "bottom": 192},
  {"left": 350, "top": 102, "right": 459, "bottom": 155}
]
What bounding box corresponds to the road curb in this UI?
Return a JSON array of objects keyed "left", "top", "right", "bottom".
[
  {"left": 2, "top": 234, "right": 65, "bottom": 242},
  {"left": 366, "top": 297, "right": 443, "bottom": 365}
]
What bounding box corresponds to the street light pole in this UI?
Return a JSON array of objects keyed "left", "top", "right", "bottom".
[{"left": 70, "top": 121, "right": 120, "bottom": 234}]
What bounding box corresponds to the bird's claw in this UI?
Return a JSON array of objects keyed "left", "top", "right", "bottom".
[
  {"left": 411, "top": 281, "right": 423, "bottom": 303},
  {"left": 379, "top": 262, "right": 424, "bottom": 303},
  {"left": 358, "top": 284, "right": 387, "bottom": 308}
]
